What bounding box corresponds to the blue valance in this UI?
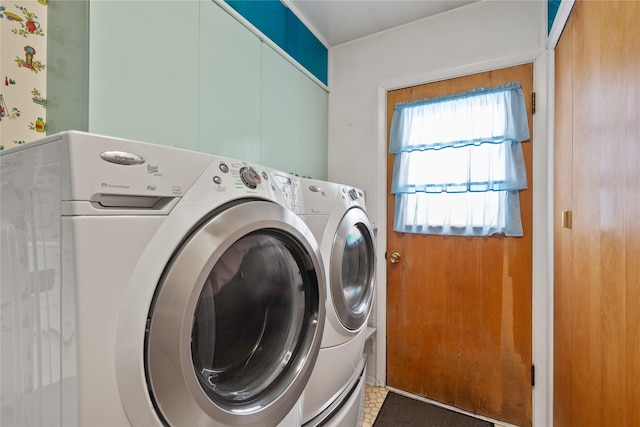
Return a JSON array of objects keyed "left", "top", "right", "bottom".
[
  {"left": 390, "top": 140, "right": 528, "bottom": 194},
  {"left": 389, "top": 82, "right": 530, "bottom": 154}
]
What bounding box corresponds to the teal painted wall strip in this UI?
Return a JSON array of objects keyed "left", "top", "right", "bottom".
[
  {"left": 225, "top": 0, "right": 328, "bottom": 85},
  {"left": 548, "top": 0, "right": 561, "bottom": 34}
]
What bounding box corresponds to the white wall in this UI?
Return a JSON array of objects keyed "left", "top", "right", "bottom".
[
  {"left": 328, "top": 1, "right": 550, "bottom": 425},
  {"left": 328, "top": 0, "right": 544, "bottom": 210}
]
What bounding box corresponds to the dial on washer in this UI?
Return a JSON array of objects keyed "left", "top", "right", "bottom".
[{"left": 239, "top": 166, "right": 262, "bottom": 189}]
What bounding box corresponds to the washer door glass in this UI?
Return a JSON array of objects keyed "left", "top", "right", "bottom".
[
  {"left": 330, "top": 207, "right": 376, "bottom": 330},
  {"left": 192, "top": 231, "right": 307, "bottom": 404},
  {"left": 342, "top": 225, "right": 371, "bottom": 311}
]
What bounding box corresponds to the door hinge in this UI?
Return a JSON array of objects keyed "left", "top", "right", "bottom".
[
  {"left": 532, "top": 92, "right": 536, "bottom": 114},
  {"left": 531, "top": 364, "right": 535, "bottom": 387}
]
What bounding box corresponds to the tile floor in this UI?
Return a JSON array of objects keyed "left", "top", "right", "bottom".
[{"left": 362, "top": 384, "right": 388, "bottom": 427}]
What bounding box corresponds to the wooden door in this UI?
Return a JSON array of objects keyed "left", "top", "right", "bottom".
[
  {"left": 554, "top": 1, "right": 640, "bottom": 425},
  {"left": 386, "top": 64, "right": 533, "bottom": 427}
]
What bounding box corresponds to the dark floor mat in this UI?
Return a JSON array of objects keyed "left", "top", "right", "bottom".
[{"left": 373, "top": 392, "right": 493, "bottom": 427}]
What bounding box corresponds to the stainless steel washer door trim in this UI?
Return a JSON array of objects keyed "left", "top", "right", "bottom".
[
  {"left": 146, "top": 201, "right": 325, "bottom": 426},
  {"left": 330, "top": 207, "right": 376, "bottom": 331}
]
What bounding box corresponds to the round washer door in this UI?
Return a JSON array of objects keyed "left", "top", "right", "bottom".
[
  {"left": 329, "top": 207, "right": 376, "bottom": 331},
  {"left": 146, "top": 200, "right": 325, "bottom": 426}
]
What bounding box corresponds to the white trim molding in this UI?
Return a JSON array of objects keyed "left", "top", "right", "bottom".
[{"left": 548, "top": 0, "right": 576, "bottom": 49}]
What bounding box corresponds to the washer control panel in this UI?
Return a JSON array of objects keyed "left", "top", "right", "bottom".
[{"left": 211, "top": 161, "right": 271, "bottom": 192}]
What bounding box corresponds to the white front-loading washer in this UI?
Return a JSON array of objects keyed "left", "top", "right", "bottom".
[
  {"left": 293, "top": 178, "right": 376, "bottom": 426},
  {"left": 0, "top": 131, "right": 326, "bottom": 426}
]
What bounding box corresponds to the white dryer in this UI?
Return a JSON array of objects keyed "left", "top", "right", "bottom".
[
  {"left": 0, "top": 131, "right": 326, "bottom": 426},
  {"left": 294, "top": 178, "right": 376, "bottom": 426}
]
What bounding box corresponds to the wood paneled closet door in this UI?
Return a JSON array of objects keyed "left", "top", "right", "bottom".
[
  {"left": 554, "top": 1, "right": 640, "bottom": 425},
  {"left": 386, "top": 64, "right": 533, "bottom": 427}
]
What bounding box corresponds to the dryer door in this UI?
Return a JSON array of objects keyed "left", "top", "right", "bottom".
[
  {"left": 146, "top": 200, "right": 325, "bottom": 426},
  {"left": 329, "top": 207, "right": 376, "bottom": 330}
]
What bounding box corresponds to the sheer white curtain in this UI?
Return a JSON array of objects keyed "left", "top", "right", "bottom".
[{"left": 389, "top": 82, "right": 530, "bottom": 236}]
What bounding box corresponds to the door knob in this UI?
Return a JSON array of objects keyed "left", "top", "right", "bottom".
[{"left": 389, "top": 252, "right": 401, "bottom": 264}]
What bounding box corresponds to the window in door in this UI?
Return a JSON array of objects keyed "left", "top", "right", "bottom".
[{"left": 389, "top": 82, "right": 530, "bottom": 236}]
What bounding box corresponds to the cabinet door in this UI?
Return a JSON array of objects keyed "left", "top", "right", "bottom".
[
  {"left": 298, "top": 75, "right": 328, "bottom": 180},
  {"left": 46, "top": 0, "right": 90, "bottom": 135},
  {"left": 88, "top": 0, "right": 200, "bottom": 151},
  {"left": 260, "top": 45, "right": 327, "bottom": 178},
  {"left": 260, "top": 45, "right": 301, "bottom": 174},
  {"left": 198, "top": 0, "right": 261, "bottom": 162}
]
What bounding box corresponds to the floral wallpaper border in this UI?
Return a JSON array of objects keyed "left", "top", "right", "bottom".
[{"left": 0, "top": 0, "right": 47, "bottom": 151}]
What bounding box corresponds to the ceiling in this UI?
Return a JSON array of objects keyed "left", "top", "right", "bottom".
[{"left": 284, "top": 0, "right": 480, "bottom": 47}]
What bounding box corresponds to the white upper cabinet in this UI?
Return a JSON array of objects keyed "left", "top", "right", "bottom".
[
  {"left": 297, "top": 70, "right": 328, "bottom": 180},
  {"left": 88, "top": 0, "right": 200, "bottom": 151},
  {"left": 261, "top": 45, "right": 328, "bottom": 179},
  {"left": 198, "top": 0, "right": 261, "bottom": 162},
  {"left": 47, "top": 0, "right": 327, "bottom": 177}
]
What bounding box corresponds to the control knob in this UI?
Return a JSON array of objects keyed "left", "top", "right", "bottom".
[{"left": 239, "top": 166, "right": 262, "bottom": 189}]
